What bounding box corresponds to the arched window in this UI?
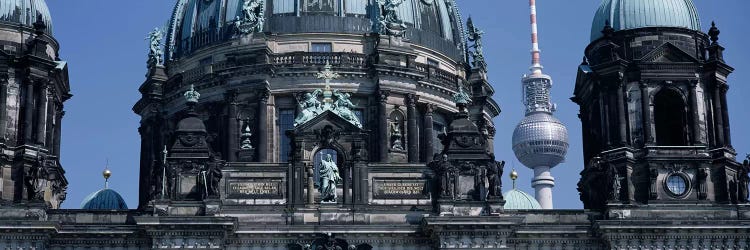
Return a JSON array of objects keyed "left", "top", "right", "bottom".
[
  {"left": 389, "top": 111, "right": 405, "bottom": 151},
  {"left": 654, "top": 89, "right": 688, "bottom": 146},
  {"left": 313, "top": 149, "right": 338, "bottom": 187}
]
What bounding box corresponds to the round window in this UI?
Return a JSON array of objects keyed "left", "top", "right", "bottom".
[{"left": 666, "top": 174, "right": 688, "bottom": 196}]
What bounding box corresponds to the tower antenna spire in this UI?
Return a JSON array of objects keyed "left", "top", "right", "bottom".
[{"left": 529, "top": 0, "right": 543, "bottom": 74}]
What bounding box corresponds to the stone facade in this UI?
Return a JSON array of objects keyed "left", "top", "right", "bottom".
[{"left": 2, "top": 0, "right": 750, "bottom": 249}]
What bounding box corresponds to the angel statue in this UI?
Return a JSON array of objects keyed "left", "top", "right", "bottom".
[
  {"left": 466, "top": 17, "right": 487, "bottom": 70},
  {"left": 332, "top": 90, "right": 362, "bottom": 128},
  {"left": 146, "top": 27, "right": 164, "bottom": 65},
  {"left": 294, "top": 90, "right": 323, "bottom": 127}
]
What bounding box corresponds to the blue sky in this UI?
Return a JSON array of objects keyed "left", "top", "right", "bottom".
[{"left": 46, "top": 0, "right": 749, "bottom": 209}]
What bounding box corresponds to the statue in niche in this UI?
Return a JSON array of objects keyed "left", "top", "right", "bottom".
[
  {"left": 390, "top": 117, "right": 404, "bottom": 150},
  {"left": 318, "top": 154, "right": 341, "bottom": 203},
  {"left": 234, "top": 0, "right": 265, "bottom": 34},
  {"left": 198, "top": 161, "right": 223, "bottom": 199},
  {"left": 332, "top": 90, "right": 361, "bottom": 128},
  {"left": 466, "top": 17, "right": 487, "bottom": 70},
  {"left": 486, "top": 160, "right": 504, "bottom": 199},
  {"left": 25, "top": 163, "right": 47, "bottom": 201},
  {"left": 739, "top": 154, "right": 750, "bottom": 203},
  {"left": 429, "top": 154, "right": 454, "bottom": 199},
  {"left": 610, "top": 167, "right": 622, "bottom": 202},
  {"left": 376, "top": 0, "right": 407, "bottom": 37},
  {"left": 295, "top": 90, "right": 323, "bottom": 127},
  {"left": 146, "top": 27, "right": 164, "bottom": 65}
]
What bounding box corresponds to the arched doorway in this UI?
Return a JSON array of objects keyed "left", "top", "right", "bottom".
[{"left": 653, "top": 89, "right": 688, "bottom": 146}]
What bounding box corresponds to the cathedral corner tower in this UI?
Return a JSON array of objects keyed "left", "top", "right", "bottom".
[{"left": 573, "top": 0, "right": 743, "bottom": 210}]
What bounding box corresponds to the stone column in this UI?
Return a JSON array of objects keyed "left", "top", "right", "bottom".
[
  {"left": 53, "top": 109, "right": 64, "bottom": 156},
  {"left": 600, "top": 89, "right": 611, "bottom": 147},
  {"left": 0, "top": 79, "right": 7, "bottom": 142},
  {"left": 688, "top": 81, "right": 702, "bottom": 145},
  {"left": 45, "top": 94, "right": 55, "bottom": 149},
  {"left": 422, "top": 104, "right": 435, "bottom": 161},
  {"left": 406, "top": 94, "right": 419, "bottom": 163},
  {"left": 720, "top": 85, "right": 731, "bottom": 147},
  {"left": 226, "top": 91, "right": 238, "bottom": 162},
  {"left": 257, "top": 89, "right": 269, "bottom": 162},
  {"left": 712, "top": 83, "right": 725, "bottom": 146},
  {"left": 23, "top": 80, "right": 34, "bottom": 142},
  {"left": 639, "top": 82, "right": 653, "bottom": 145},
  {"left": 616, "top": 82, "right": 627, "bottom": 146},
  {"left": 378, "top": 90, "right": 389, "bottom": 162},
  {"left": 35, "top": 85, "right": 48, "bottom": 145}
]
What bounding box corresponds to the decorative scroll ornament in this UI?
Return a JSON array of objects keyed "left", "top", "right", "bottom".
[
  {"left": 146, "top": 27, "right": 164, "bottom": 66},
  {"left": 377, "top": 0, "right": 407, "bottom": 37},
  {"left": 294, "top": 63, "right": 362, "bottom": 128},
  {"left": 466, "top": 17, "right": 487, "bottom": 70},
  {"left": 234, "top": 0, "right": 265, "bottom": 34}
]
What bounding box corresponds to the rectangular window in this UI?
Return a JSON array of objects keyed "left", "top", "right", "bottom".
[
  {"left": 354, "top": 109, "right": 365, "bottom": 128},
  {"left": 278, "top": 109, "right": 295, "bottom": 161},
  {"left": 303, "top": 0, "right": 337, "bottom": 15},
  {"left": 311, "top": 42, "right": 333, "bottom": 53},
  {"left": 427, "top": 58, "right": 440, "bottom": 67}
]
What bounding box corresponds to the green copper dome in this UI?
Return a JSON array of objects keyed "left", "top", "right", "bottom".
[
  {"left": 0, "top": 0, "right": 53, "bottom": 33},
  {"left": 503, "top": 189, "right": 542, "bottom": 210},
  {"left": 80, "top": 189, "right": 128, "bottom": 210},
  {"left": 591, "top": 0, "right": 701, "bottom": 41}
]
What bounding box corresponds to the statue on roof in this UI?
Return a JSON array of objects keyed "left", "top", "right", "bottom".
[
  {"left": 452, "top": 86, "right": 472, "bottom": 111},
  {"left": 295, "top": 90, "right": 323, "bottom": 127},
  {"left": 332, "top": 90, "right": 362, "bottom": 128},
  {"left": 146, "top": 27, "right": 164, "bottom": 66},
  {"left": 377, "top": 0, "right": 407, "bottom": 37},
  {"left": 235, "top": 0, "right": 265, "bottom": 34},
  {"left": 466, "top": 17, "right": 487, "bottom": 70}
]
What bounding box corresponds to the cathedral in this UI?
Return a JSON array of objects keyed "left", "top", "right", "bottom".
[{"left": 0, "top": 0, "right": 748, "bottom": 249}]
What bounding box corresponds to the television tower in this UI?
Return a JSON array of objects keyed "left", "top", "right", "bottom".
[{"left": 511, "top": 0, "right": 569, "bottom": 209}]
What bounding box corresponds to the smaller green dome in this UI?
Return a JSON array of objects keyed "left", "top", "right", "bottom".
[
  {"left": 591, "top": 0, "right": 701, "bottom": 41},
  {"left": 503, "top": 189, "right": 542, "bottom": 210},
  {"left": 80, "top": 189, "right": 128, "bottom": 210}
]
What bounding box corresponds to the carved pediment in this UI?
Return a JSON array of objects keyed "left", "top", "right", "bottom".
[
  {"left": 294, "top": 110, "right": 363, "bottom": 133},
  {"left": 640, "top": 42, "right": 699, "bottom": 63}
]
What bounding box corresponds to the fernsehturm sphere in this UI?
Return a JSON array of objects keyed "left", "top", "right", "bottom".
[{"left": 511, "top": 0, "right": 569, "bottom": 209}]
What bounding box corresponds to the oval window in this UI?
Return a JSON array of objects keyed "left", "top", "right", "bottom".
[{"left": 666, "top": 174, "right": 688, "bottom": 196}]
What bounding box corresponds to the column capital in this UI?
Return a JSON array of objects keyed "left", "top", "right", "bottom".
[
  {"left": 378, "top": 90, "right": 390, "bottom": 103},
  {"left": 422, "top": 103, "right": 436, "bottom": 115},
  {"left": 639, "top": 80, "right": 650, "bottom": 88},
  {"left": 257, "top": 88, "right": 270, "bottom": 102},
  {"left": 405, "top": 93, "right": 418, "bottom": 106},
  {"left": 225, "top": 89, "right": 239, "bottom": 103}
]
